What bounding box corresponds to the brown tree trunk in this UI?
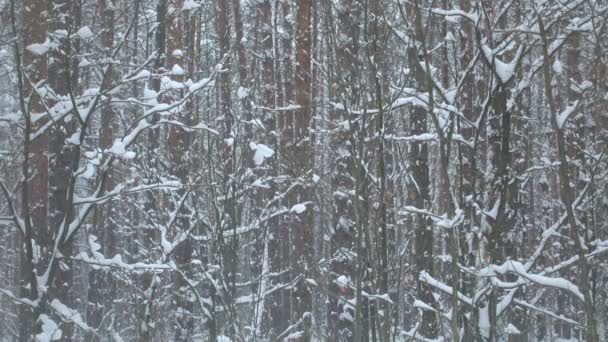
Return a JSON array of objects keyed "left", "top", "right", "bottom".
[
  {"left": 287, "top": 0, "right": 314, "bottom": 339},
  {"left": 87, "top": 1, "right": 117, "bottom": 338},
  {"left": 328, "top": 0, "right": 359, "bottom": 339},
  {"left": 406, "top": 1, "right": 437, "bottom": 338},
  {"left": 538, "top": 17, "right": 599, "bottom": 342},
  {"left": 19, "top": 0, "right": 49, "bottom": 339}
]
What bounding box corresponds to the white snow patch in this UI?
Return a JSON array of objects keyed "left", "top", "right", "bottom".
[
  {"left": 336, "top": 275, "right": 351, "bottom": 288},
  {"left": 552, "top": 59, "right": 563, "bottom": 74},
  {"left": 506, "top": 323, "right": 521, "bottom": 334},
  {"left": 143, "top": 88, "right": 158, "bottom": 105},
  {"left": 65, "top": 131, "right": 80, "bottom": 145},
  {"left": 413, "top": 299, "right": 436, "bottom": 312},
  {"left": 249, "top": 142, "right": 274, "bottom": 166},
  {"left": 36, "top": 315, "right": 62, "bottom": 342},
  {"left": 170, "top": 64, "right": 185, "bottom": 76},
  {"left": 76, "top": 26, "right": 94, "bottom": 40},
  {"left": 172, "top": 49, "right": 183, "bottom": 57},
  {"left": 557, "top": 101, "right": 579, "bottom": 129},
  {"left": 108, "top": 141, "right": 126, "bottom": 155},
  {"left": 291, "top": 203, "right": 307, "bottom": 214},
  {"left": 237, "top": 86, "right": 249, "bottom": 99},
  {"left": 27, "top": 39, "right": 52, "bottom": 55},
  {"left": 183, "top": 0, "right": 201, "bottom": 10}
]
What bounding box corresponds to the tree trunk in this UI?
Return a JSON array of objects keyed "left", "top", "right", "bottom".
[
  {"left": 288, "top": 0, "right": 314, "bottom": 339},
  {"left": 19, "top": 0, "right": 49, "bottom": 339}
]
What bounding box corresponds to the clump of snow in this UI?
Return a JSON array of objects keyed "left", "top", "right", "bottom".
[
  {"left": 249, "top": 142, "right": 274, "bottom": 166},
  {"left": 36, "top": 315, "right": 62, "bottom": 342},
  {"left": 336, "top": 275, "right": 351, "bottom": 288},
  {"left": 183, "top": 0, "right": 201, "bottom": 10},
  {"left": 123, "top": 70, "right": 151, "bottom": 82},
  {"left": 188, "top": 77, "right": 214, "bottom": 93},
  {"left": 557, "top": 101, "right": 579, "bottom": 129},
  {"left": 76, "top": 26, "right": 94, "bottom": 40},
  {"left": 108, "top": 141, "right": 126, "bottom": 155},
  {"left": 312, "top": 174, "right": 320, "bottom": 183},
  {"left": 65, "top": 131, "right": 80, "bottom": 145},
  {"left": 172, "top": 49, "right": 183, "bottom": 57},
  {"left": 170, "top": 64, "right": 185, "bottom": 76},
  {"left": 505, "top": 323, "right": 521, "bottom": 334},
  {"left": 552, "top": 59, "right": 563, "bottom": 74},
  {"left": 445, "top": 31, "right": 456, "bottom": 42},
  {"left": 27, "top": 39, "right": 52, "bottom": 56},
  {"left": 237, "top": 86, "right": 249, "bottom": 99},
  {"left": 107, "top": 141, "right": 135, "bottom": 159},
  {"left": 53, "top": 29, "right": 68, "bottom": 38},
  {"left": 413, "top": 299, "right": 436, "bottom": 312},
  {"left": 50, "top": 299, "right": 91, "bottom": 331},
  {"left": 160, "top": 76, "right": 184, "bottom": 91},
  {"left": 291, "top": 203, "right": 307, "bottom": 214},
  {"left": 143, "top": 88, "right": 158, "bottom": 105},
  {"left": 480, "top": 40, "right": 524, "bottom": 83}
]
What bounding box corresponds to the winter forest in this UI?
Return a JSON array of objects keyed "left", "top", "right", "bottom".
[{"left": 1, "top": 0, "right": 608, "bottom": 341}]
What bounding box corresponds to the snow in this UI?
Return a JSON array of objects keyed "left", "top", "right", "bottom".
[
  {"left": 183, "top": 0, "right": 201, "bottom": 10},
  {"left": 285, "top": 331, "right": 304, "bottom": 340},
  {"left": 170, "top": 64, "right": 185, "bottom": 76},
  {"left": 557, "top": 101, "right": 579, "bottom": 129},
  {"left": 53, "top": 29, "right": 68, "bottom": 38},
  {"left": 36, "top": 315, "right": 61, "bottom": 342},
  {"left": 108, "top": 141, "right": 126, "bottom": 155},
  {"left": 78, "top": 57, "right": 92, "bottom": 68},
  {"left": 76, "top": 252, "right": 172, "bottom": 271},
  {"left": 445, "top": 31, "right": 456, "bottom": 42},
  {"left": 505, "top": 323, "right": 521, "bottom": 334},
  {"left": 188, "top": 77, "right": 214, "bottom": 93},
  {"left": 143, "top": 88, "right": 158, "bottom": 105},
  {"left": 237, "top": 86, "right": 249, "bottom": 99},
  {"left": 552, "top": 59, "right": 563, "bottom": 74},
  {"left": 249, "top": 142, "right": 274, "bottom": 166},
  {"left": 413, "top": 299, "right": 436, "bottom": 312},
  {"left": 431, "top": 8, "right": 478, "bottom": 23},
  {"left": 479, "top": 260, "right": 585, "bottom": 301},
  {"left": 122, "top": 70, "right": 151, "bottom": 82},
  {"left": 291, "top": 203, "right": 307, "bottom": 214},
  {"left": 336, "top": 275, "right": 351, "bottom": 288},
  {"left": 160, "top": 76, "right": 184, "bottom": 91},
  {"left": 65, "top": 131, "right": 80, "bottom": 145},
  {"left": 76, "top": 26, "right": 94, "bottom": 40},
  {"left": 312, "top": 174, "right": 320, "bottom": 183},
  {"left": 172, "top": 49, "right": 183, "bottom": 57},
  {"left": 27, "top": 39, "right": 52, "bottom": 55},
  {"left": 50, "top": 299, "right": 91, "bottom": 332},
  {"left": 480, "top": 41, "right": 524, "bottom": 83},
  {"left": 305, "top": 278, "right": 318, "bottom": 287},
  {"left": 483, "top": 198, "right": 501, "bottom": 221}
]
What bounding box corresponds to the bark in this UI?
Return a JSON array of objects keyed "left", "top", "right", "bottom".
[
  {"left": 538, "top": 16, "right": 599, "bottom": 342},
  {"left": 406, "top": 1, "right": 437, "bottom": 338},
  {"left": 88, "top": 0, "right": 117, "bottom": 337},
  {"left": 19, "top": 0, "right": 48, "bottom": 339},
  {"left": 288, "top": 0, "right": 314, "bottom": 339},
  {"left": 367, "top": 0, "right": 390, "bottom": 339},
  {"left": 328, "top": 0, "right": 360, "bottom": 339}
]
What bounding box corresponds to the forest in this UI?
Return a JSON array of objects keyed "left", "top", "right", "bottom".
[{"left": 0, "top": 0, "right": 607, "bottom": 341}]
